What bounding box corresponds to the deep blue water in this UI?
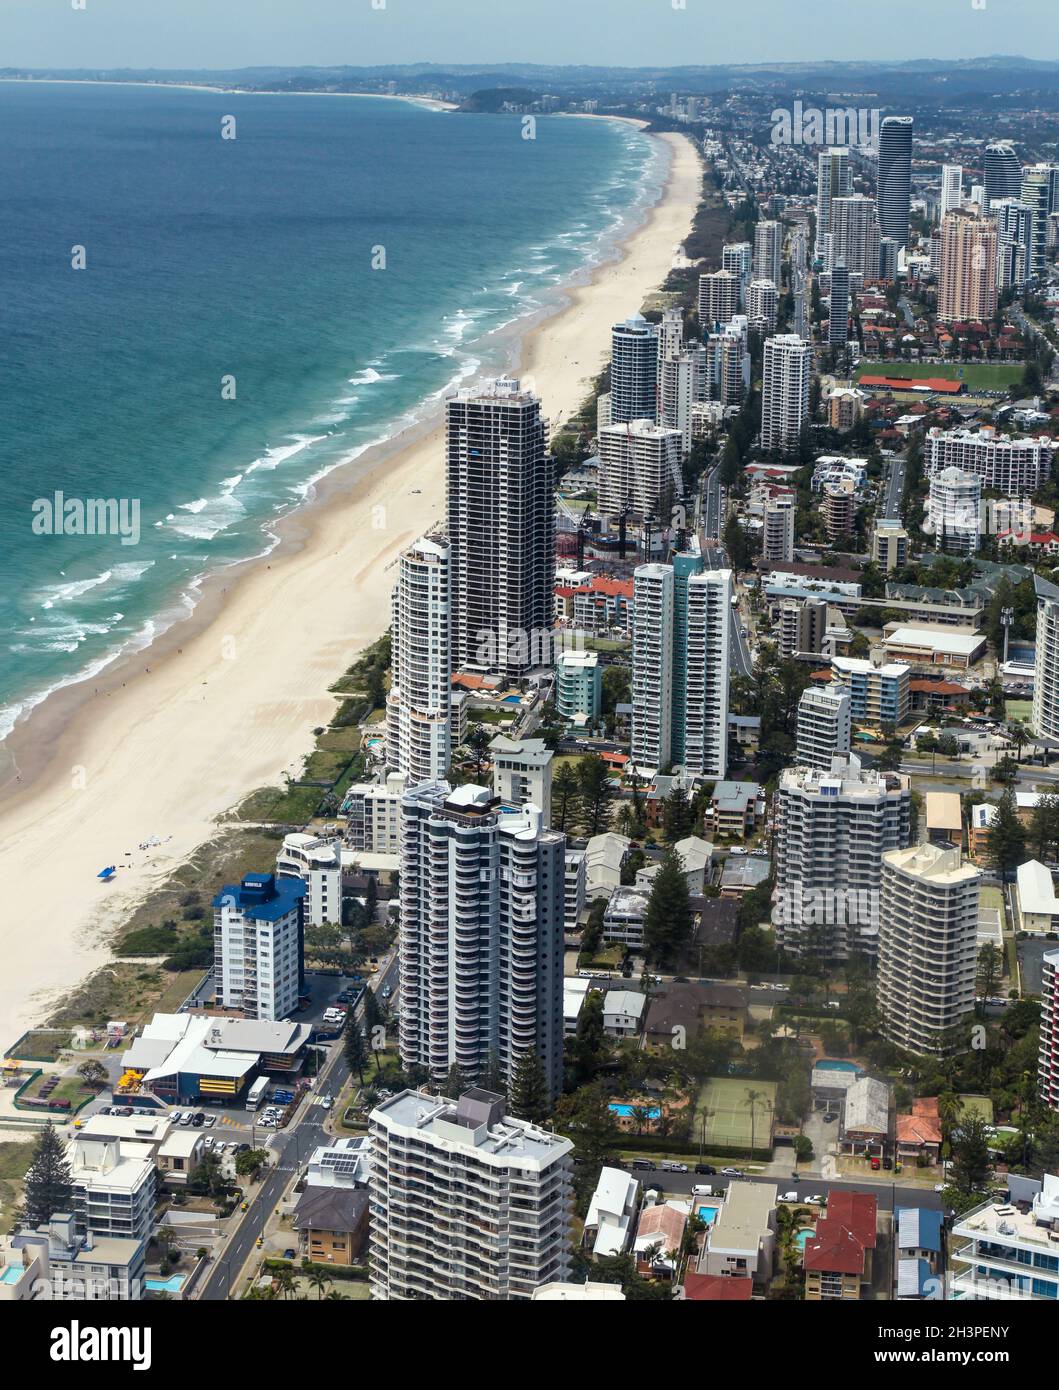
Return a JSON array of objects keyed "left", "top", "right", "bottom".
[{"left": 0, "top": 82, "right": 662, "bottom": 738}]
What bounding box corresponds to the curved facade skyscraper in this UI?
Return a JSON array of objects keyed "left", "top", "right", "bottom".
[
  {"left": 877, "top": 116, "right": 913, "bottom": 251},
  {"left": 983, "top": 140, "right": 1023, "bottom": 210}
]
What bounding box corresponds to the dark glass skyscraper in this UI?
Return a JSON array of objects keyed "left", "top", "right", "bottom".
[
  {"left": 877, "top": 116, "right": 913, "bottom": 250},
  {"left": 984, "top": 140, "right": 1023, "bottom": 209}
]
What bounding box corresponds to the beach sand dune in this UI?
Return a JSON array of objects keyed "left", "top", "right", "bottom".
[{"left": 0, "top": 131, "right": 702, "bottom": 1043}]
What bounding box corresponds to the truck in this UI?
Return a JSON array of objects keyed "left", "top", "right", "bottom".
[{"left": 246, "top": 1076, "right": 269, "bottom": 1111}]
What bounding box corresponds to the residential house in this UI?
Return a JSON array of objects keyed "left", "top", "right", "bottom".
[
  {"left": 803, "top": 1191, "right": 878, "bottom": 1301},
  {"left": 895, "top": 1097, "right": 943, "bottom": 1167},
  {"left": 697, "top": 1181, "right": 778, "bottom": 1288},
  {"left": 678, "top": 1271, "right": 754, "bottom": 1301},
  {"left": 603, "top": 990, "right": 647, "bottom": 1039},
  {"left": 839, "top": 1077, "right": 892, "bottom": 1158},
  {"left": 157, "top": 1130, "right": 205, "bottom": 1187},
  {"left": 634, "top": 1202, "right": 688, "bottom": 1277},
  {"left": 584, "top": 832, "right": 631, "bottom": 899},
  {"left": 584, "top": 1167, "right": 640, "bottom": 1258},
  {"left": 894, "top": 1206, "right": 943, "bottom": 1300},
  {"left": 292, "top": 1186, "right": 370, "bottom": 1265}
]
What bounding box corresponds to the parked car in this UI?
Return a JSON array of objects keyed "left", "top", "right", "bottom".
[
  {"left": 805, "top": 1194, "right": 825, "bottom": 1205},
  {"left": 823, "top": 1113, "right": 837, "bottom": 1123},
  {"left": 631, "top": 1159, "right": 654, "bottom": 1171},
  {"left": 202, "top": 1114, "right": 216, "bottom": 1128},
  {"left": 780, "top": 1191, "right": 800, "bottom": 1202},
  {"left": 870, "top": 1157, "right": 881, "bottom": 1171},
  {"left": 694, "top": 1164, "right": 716, "bottom": 1175},
  {"left": 179, "top": 1112, "right": 194, "bottom": 1126},
  {"left": 170, "top": 1111, "right": 183, "bottom": 1124},
  {"left": 660, "top": 1161, "right": 688, "bottom": 1173},
  {"left": 192, "top": 1112, "right": 205, "bottom": 1127},
  {"left": 721, "top": 1167, "right": 743, "bottom": 1176},
  {"left": 203, "top": 1136, "right": 214, "bottom": 1149},
  {"left": 283, "top": 1249, "right": 296, "bottom": 1260}
]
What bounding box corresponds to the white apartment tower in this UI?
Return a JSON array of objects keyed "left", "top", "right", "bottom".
[
  {"left": 926, "top": 467, "right": 982, "bottom": 556},
  {"left": 213, "top": 873, "right": 305, "bottom": 1021},
  {"left": 598, "top": 419, "right": 684, "bottom": 521},
  {"left": 368, "top": 1088, "right": 573, "bottom": 1301},
  {"left": 877, "top": 843, "right": 981, "bottom": 1054},
  {"left": 795, "top": 682, "right": 852, "bottom": 771},
  {"left": 1033, "top": 574, "right": 1059, "bottom": 741},
  {"left": 773, "top": 754, "right": 911, "bottom": 960},
  {"left": 937, "top": 212, "right": 998, "bottom": 323},
  {"left": 762, "top": 491, "right": 796, "bottom": 564},
  {"left": 829, "top": 194, "right": 881, "bottom": 279},
  {"left": 631, "top": 557, "right": 730, "bottom": 777},
  {"left": 398, "top": 783, "right": 566, "bottom": 1100},
  {"left": 610, "top": 314, "right": 659, "bottom": 422},
  {"left": 761, "top": 335, "right": 812, "bottom": 452},
  {"left": 940, "top": 164, "right": 964, "bottom": 218},
  {"left": 275, "top": 832, "right": 342, "bottom": 928},
  {"left": 1039, "top": 949, "right": 1059, "bottom": 1112},
  {"left": 386, "top": 532, "right": 451, "bottom": 783},
  {"left": 446, "top": 378, "right": 554, "bottom": 679},
  {"left": 697, "top": 269, "right": 741, "bottom": 327},
  {"left": 747, "top": 279, "right": 779, "bottom": 333},
  {"left": 753, "top": 219, "right": 783, "bottom": 287},
  {"left": 815, "top": 147, "right": 853, "bottom": 260}
]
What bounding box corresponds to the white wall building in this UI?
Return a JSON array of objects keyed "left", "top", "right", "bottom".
[
  {"left": 276, "top": 832, "right": 342, "bottom": 928},
  {"left": 926, "top": 467, "right": 982, "bottom": 556},
  {"left": 398, "top": 783, "right": 565, "bottom": 1098},
  {"left": 761, "top": 335, "right": 812, "bottom": 452},
  {"left": 368, "top": 1088, "right": 573, "bottom": 1300},
  {"left": 386, "top": 532, "right": 451, "bottom": 782},
  {"left": 490, "top": 735, "right": 553, "bottom": 827},
  {"left": 795, "top": 682, "right": 852, "bottom": 771},
  {"left": 598, "top": 419, "right": 683, "bottom": 521},
  {"left": 213, "top": 873, "right": 304, "bottom": 1021},
  {"left": 877, "top": 843, "right": 981, "bottom": 1055}
]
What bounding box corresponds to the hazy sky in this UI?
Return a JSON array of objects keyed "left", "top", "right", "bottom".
[{"left": 2, "top": 0, "right": 1056, "bottom": 70}]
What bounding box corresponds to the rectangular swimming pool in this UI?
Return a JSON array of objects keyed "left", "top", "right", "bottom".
[{"left": 609, "top": 1103, "right": 661, "bottom": 1120}]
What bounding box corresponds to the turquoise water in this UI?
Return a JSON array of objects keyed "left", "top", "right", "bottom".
[
  {"left": 795, "top": 1229, "right": 814, "bottom": 1252},
  {"left": 609, "top": 1103, "right": 661, "bottom": 1119},
  {"left": 815, "top": 1059, "right": 860, "bottom": 1072},
  {"left": 145, "top": 1273, "right": 186, "bottom": 1293},
  {"left": 0, "top": 83, "right": 662, "bottom": 741},
  {"left": 0, "top": 1265, "right": 25, "bottom": 1285},
  {"left": 695, "top": 1205, "right": 719, "bottom": 1224}
]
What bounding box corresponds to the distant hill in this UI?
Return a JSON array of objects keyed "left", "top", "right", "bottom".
[{"left": 458, "top": 87, "right": 539, "bottom": 113}]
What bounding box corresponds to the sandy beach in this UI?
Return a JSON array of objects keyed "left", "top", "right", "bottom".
[{"left": 0, "top": 128, "right": 702, "bottom": 1045}]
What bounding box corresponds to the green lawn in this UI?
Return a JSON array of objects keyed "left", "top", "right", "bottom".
[{"left": 856, "top": 360, "right": 1023, "bottom": 391}]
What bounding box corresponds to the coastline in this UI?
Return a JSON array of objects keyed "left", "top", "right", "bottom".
[
  {"left": 0, "top": 128, "right": 702, "bottom": 1045},
  {"left": 0, "top": 78, "right": 457, "bottom": 110}
]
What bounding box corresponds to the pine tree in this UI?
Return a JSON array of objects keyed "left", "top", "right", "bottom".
[
  {"left": 986, "top": 788, "right": 1026, "bottom": 880},
  {"left": 478, "top": 1049, "right": 507, "bottom": 1098},
  {"left": 20, "top": 1121, "right": 72, "bottom": 1229},
  {"left": 552, "top": 763, "right": 582, "bottom": 833},
  {"left": 662, "top": 787, "right": 693, "bottom": 843},
  {"left": 440, "top": 1064, "right": 469, "bottom": 1099},
  {"left": 643, "top": 844, "right": 693, "bottom": 966},
  {"left": 578, "top": 755, "right": 615, "bottom": 835},
  {"left": 343, "top": 1013, "right": 368, "bottom": 1084},
  {"left": 508, "top": 1051, "right": 550, "bottom": 1124}
]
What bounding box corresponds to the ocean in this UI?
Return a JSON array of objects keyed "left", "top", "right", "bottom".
[{"left": 0, "top": 82, "right": 663, "bottom": 741}]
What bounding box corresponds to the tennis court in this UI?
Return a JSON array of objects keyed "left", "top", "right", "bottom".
[{"left": 698, "top": 1078, "right": 777, "bottom": 1150}]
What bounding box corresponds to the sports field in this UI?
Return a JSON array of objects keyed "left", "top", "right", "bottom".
[
  {"left": 855, "top": 360, "right": 1023, "bottom": 392},
  {"left": 698, "top": 1077, "right": 778, "bottom": 1149}
]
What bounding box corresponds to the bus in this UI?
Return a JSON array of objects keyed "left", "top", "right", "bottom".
[{"left": 246, "top": 1076, "right": 269, "bottom": 1111}]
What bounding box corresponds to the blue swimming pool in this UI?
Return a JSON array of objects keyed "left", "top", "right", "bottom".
[
  {"left": 795, "top": 1228, "right": 814, "bottom": 1252},
  {"left": 609, "top": 1103, "right": 661, "bottom": 1120},
  {"left": 696, "top": 1205, "right": 719, "bottom": 1225},
  {"left": 0, "top": 1265, "right": 24, "bottom": 1286},
  {"left": 815, "top": 1058, "right": 860, "bottom": 1072},
  {"left": 501, "top": 695, "right": 522, "bottom": 704},
  {"left": 145, "top": 1273, "right": 186, "bottom": 1294}
]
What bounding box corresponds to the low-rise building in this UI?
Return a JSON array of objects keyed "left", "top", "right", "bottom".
[
  {"left": 1015, "top": 860, "right": 1059, "bottom": 934},
  {"left": 2, "top": 1214, "right": 145, "bottom": 1301},
  {"left": 584, "top": 832, "right": 630, "bottom": 898},
  {"left": 584, "top": 1166, "right": 640, "bottom": 1258},
  {"left": 603, "top": 989, "right": 646, "bottom": 1039},
  {"left": 839, "top": 1077, "right": 891, "bottom": 1158},
  {"left": 157, "top": 1129, "right": 206, "bottom": 1187},
  {"left": 602, "top": 887, "right": 650, "bottom": 951},
  {"left": 894, "top": 1206, "right": 943, "bottom": 1300},
  {"left": 67, "top": 1137, "right": 156, "bottom": 1245},
  {"left": 292, "top": 1186, "right": 370, "bottom": 1266},
  {"left": 707, "top": 781, "right": 762, "bottom": 839},
  {"left": 803, "top": 1191, "right": 877, "bottom": 1301},
  {"left": 895, "top": 1097, "right": 943, "bottom": 1167},
  {"left": 633, "top": 1201, "right": 688, "bottom": 1277},
  {"left": 697, "top": 1181, "right": 777, "bottom": 1286}
]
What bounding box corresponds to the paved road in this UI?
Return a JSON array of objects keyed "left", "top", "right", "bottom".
[
  {"left": 702, "top": 465, "right": 723, "bottom": 542},
  {"left": 620, "top": 1168, "right": 944, "bottom": 1213},
  {"left": 194, "top": 959, "right": 401, "bottom": 1302},
  {"left": 880, "top": 454, "right": 907, "bottom": 521}
]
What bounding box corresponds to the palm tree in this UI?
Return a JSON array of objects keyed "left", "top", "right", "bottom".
[
  {"left": 744, "top": 1088, "right": 765, "bottom": 1155},
  {"left": 307, "top": 1267, "right": 333, "bottom": 1300},
  {"left": 274, "top": 1267, "right": 297, "bottom": 1301}
]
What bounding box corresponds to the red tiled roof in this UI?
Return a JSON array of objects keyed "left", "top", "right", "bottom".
[
  {"left": 803, "top": 1220, "right": 869, "bottom": 1275},
  {"left": 682, "top": 1272, "right": 753, "bottom": 1302},
  {"left": 825, "top": 1191, "right": 878, "bottom": 1249},
  {"left": 909, "top": 679, "right": 969, "bottom": 695},
  {"left": 897, "top": 1113, "right": 943, "bottom": 1146},
  {"left": 585, "top": 577, "right": 634, "bottom": 598}
]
